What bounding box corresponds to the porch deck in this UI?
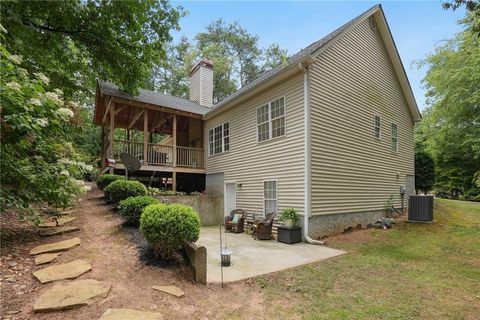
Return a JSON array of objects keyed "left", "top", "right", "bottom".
[
  {"left": 113, "top": 139, "right": 205, "bottom": 173},
  {"left": 197, "top": 227, "right": 346, "bottom": 283}
]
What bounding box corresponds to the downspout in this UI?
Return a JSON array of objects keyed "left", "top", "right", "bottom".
[{"left": 300, "top": 60, "right": 325, "bottom": 245}]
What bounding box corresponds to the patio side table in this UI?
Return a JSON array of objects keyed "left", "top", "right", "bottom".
[{"left": 277, "top": 226, "right": 302, "bottom": 244}]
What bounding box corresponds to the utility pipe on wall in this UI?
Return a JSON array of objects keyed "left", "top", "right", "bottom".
[{"left": 300, "top": 60, "right": 325, "bottom": 245}]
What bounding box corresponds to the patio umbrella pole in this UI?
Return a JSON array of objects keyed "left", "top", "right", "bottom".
[{"left": 219, "top": 222, "right": 224, "bottom": 287}]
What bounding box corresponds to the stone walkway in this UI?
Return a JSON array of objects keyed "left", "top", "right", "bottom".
[{"left": 26, "top": 199, "right": 179, "bottom": 319}]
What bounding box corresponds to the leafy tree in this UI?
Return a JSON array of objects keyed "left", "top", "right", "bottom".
[
  {"left": 416, "top": 11, "right": 480, "bottom": 199},
  {"left": 1, "top": 0, "right": 183, "bottom": 98},
  {"left": 262, "top": 43, "right": 289, "bottom": 71},
  {"left": 150, "top": 36, "right": 191, "bottom": 98},
  {"left": 442, "top": 0, "right": 480, "bottom": 35},
  {"left": 442, "top": 0, "right": 480, "bottom": 11},
  {"left": 1, "top": 39, "right": 91, "bottom": 210},
  {"left": 415, "top": 151, "right": 435, "bottom": 195},
  {"left": 153, "top": 19, "right": 288, "bottom": 103}
]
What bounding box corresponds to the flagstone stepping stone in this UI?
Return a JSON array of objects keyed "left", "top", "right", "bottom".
[
  {"left": 33, "top": 279, "right": 111, "bottom": 313},
  {"left": 38, "top": 216, "right": 77, "bottom": 228},
  {"left": 30, "top": 237, "right": 81, "bottom": 255},
  {"left": 34, "top": 253, "right": 60, "bottom": 265},
  {"left": 33, "top": 260, "right": 91, "bottom": 283},
  {"left": 99, "top": 309, "right": 163, "bottom": 320},
  {"left": 152, "top": 285, "right": 184, "bottom": 298},
  {"left": 39, "top": 226, "right": 80, "bottom": 236}
]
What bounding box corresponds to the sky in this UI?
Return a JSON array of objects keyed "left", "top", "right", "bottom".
[{"left": 171, "top": 1, "right": 467, "bottom": 111}]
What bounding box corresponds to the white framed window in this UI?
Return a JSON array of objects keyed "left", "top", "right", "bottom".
[
  {"left": 257, "top": 97, "right": 285, "bottom": 142},
  {"left": 208, "top": 122, "right": 229, "bottom": 156},
  {"left": 263, "top": 180, "right": 277, "bottom": 215},
  {"left": 391, "top": 123, "right": 398, "bottom": 152},
  {"left": 374, "top": 115, "right": 381, "bottom": 139}
]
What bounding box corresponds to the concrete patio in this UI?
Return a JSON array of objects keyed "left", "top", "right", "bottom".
[{"left": 197, "top": 227, "right": 346, "bottom": 283}]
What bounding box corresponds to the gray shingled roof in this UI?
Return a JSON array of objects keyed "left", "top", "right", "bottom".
[
  {"left": 98, "top": 81, "right": 211, "bottom": 115},
  {"left": 206, "top": 4, "right": 380, "bottom": 116}
]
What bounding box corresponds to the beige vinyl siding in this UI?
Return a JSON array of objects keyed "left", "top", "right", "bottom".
[
  {"left": 205, "top": 74, "right": 305, "bottom": 215},
  {"left": 309, "top": 18, "right": 415, "bottom": 215},
  {"left": 189, "top": 66, "right": 214, "bottom": 108}
]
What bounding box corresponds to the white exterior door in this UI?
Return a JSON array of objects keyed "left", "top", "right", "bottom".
[{"left": 224, "top": 182, "right": 236, "bottom": 215}]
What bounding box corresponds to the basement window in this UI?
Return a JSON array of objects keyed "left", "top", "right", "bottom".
[
  {"left": 374, "top": 115, "right": 381, "bottom": 139},
  {"left": 264, "top": 180, "right": 277, "bottom": 215},
  {"left": 208, "top": 122, "right": 230, "bottom": 156},
  {"left": 257, "top": 96, "right": 286, "bottom": 142},
  {"left": 391, "top": 123, "right": 398, "bottom": 152}
]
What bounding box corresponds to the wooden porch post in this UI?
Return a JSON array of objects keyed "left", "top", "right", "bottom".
[
  {"left": 108, "top": 104, "right": 115, "bottom": 173},
  {"left": 172, "top": 172, "right": 177, "bottom": 192},
  {"left": 172, "top": 113, "right": 177, "bottom": 191},
  {"left": 143, "top": 109, "right": 148, "bottom": 165}
]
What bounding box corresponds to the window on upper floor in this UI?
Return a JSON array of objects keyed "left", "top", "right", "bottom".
[
  {"left": 264, "top": 180, "right": 277, "bottom": 215},
  {"left": 391, "top": 123, "right": 398, "bottom": 152},
  {"left": 374, "top": 115, "right": 381, "bottom": 139},
  {"left": 208, "top": 122, "right": 229, "bottom": 156},
  {"left": 257, "top": 96, "right": 286, "bottom": 142}
]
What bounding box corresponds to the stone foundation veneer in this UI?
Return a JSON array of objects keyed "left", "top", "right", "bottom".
[{"left": 300, "top": 209, "right": 395, "bottom": 239}]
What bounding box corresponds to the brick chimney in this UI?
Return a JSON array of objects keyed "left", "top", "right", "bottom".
[{"left": 189, "top": 59, "right": 213, "bottom": 108}]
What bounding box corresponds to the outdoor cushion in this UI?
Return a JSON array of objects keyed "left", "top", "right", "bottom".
[{"left": 231, "top": 213, "right": 242, "bottom": 224}]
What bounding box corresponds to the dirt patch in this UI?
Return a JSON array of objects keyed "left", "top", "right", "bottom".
[
  {"left": 1, "top": 185, "right": 264, "bottom": 319},
  {"left": 324, "top": 213, "right": 409, "bottom": 246}
]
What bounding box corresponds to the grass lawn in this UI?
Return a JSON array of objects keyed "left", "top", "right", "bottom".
[{"left": 251, "top": 200, "right": 480, "bottom": 320}]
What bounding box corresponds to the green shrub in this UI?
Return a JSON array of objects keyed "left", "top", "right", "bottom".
[
  {"left": 279, "top": 208, "right": 299, "bottom": 226},
  {"left": 104, "top": 180, "right": 147, "bottom": 203},
  {"left": 140, "top": 203, "right": 200, "bottom": 259},
  {"left": 146, "top": 187, "right": 161, "bottom": 196},
  {"left": 96, "top": 174, "right": 126, "bottom": 191},
  {"left": 118, "top": 195, "right": 160, "bottom": 226}
]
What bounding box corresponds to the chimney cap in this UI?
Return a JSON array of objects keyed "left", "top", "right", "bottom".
[{"left": 189, "top": 59, "right": 214, "bottom": 76}]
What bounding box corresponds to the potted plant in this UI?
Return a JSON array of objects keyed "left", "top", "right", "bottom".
[{"left": 279, "top": 208, "right": 299, "bottom": 227}]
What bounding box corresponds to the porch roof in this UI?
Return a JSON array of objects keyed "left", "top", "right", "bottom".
[{"left": 94, "top": 81, "right": 211, "bottom": 125}]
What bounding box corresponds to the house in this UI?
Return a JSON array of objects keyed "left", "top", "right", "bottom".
[{"left": 93, "top": 5, "right": 420, "bottom": 238}]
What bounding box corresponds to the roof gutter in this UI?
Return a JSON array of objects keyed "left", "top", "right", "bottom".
[{"left": 300, "top": 58, "right": 325, "bottom": 245}]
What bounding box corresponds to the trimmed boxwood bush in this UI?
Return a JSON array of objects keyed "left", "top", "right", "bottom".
[
  {"left": 118, "top": 195, "right": 160, "bottom": 226},
  {"left": 140, "top": 203, "right": 200, "bottom": 259},
  {"left": 104, "top": 180, "right": 147, "bottom": 203},
  {"left": 96, "top": 174, "right": 126, "bottom": 191}
]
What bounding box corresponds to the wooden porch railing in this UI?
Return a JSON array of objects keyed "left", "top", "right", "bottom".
[
  {"left": 113, "top": 140, "right": 204, "bottom": 169},
  {"left": 114, "top": 140, "right": 144, "bottom": 161},
  {"left": 176, "top": 146, "right": 205, "bottom": 168},
  {"left": 148, "top": 143, "right": 173, "bottom": 166}
]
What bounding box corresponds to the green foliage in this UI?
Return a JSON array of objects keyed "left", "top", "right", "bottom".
[
  {"left": 104, "top": 180, "right": 147, "bottom": 203},
  {"left": 1, "top": 0, "right": 183, "bottom": 97},
  {"left": 416, "top": 12, "right": 480, "bottom": 199},
  {"left": 118, "top": 195, "right": 160, "bottom": 226},
  {"left": 415, "top": 151, "right": 435, "bottom": 195},
  {"left": 140, "top": 203, "right": 200, "bottom": 259},
  {"left": 96, "top": 174, "right": 126, "bottom": 191},
  {"left": 279, "top": 208, "right": 299, "bottom": 226},
  {"left": 152, "top": 19, "right": 288, "bottom": 103},
  {"left": 0, "top": 36, "right": 91, "bottom": 210},
  {"left": 146, "top": 188, "right": 187, "bottom": 196}
]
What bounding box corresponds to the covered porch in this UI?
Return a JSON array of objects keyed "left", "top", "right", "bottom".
[{"left": 94, "top": 81, "right": 209, "bottom": 191}]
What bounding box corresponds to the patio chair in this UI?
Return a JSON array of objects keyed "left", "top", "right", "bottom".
[
  {"left": 253, "top": 212, "right": 275, "bottom": 240},
  {"left": 225, "top": 209, "right": 246, "bottom": 233}
]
